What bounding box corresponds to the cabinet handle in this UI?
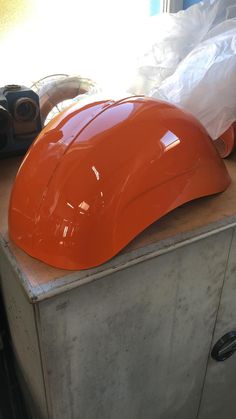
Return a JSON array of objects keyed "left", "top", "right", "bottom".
[{"left": 211, "top": 331, "right": 236, "bottom": 361}]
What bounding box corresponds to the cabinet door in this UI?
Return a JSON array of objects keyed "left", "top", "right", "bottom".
[
  {"left": 198, "top": 227, "right": 236, "bottom": 419},
  {"left": 38, "top": 230, "right": 232, "bottom": 419}
]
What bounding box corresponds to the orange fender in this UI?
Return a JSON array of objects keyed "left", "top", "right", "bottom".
[{"left": 9, "top": 97, "right": 231, "bottom": 270}]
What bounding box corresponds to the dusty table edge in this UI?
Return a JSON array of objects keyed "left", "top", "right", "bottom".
[{"left": 1, "top": 214, "right": 236, "bottom": 303}]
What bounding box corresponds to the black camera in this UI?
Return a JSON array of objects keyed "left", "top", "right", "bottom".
[{"left": 0, "top": 85, "right": 42, "bottom": 158}]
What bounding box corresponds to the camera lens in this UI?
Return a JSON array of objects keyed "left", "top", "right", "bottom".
[{"left": 14, "top": 98, "right": 39, "bottom": 122}]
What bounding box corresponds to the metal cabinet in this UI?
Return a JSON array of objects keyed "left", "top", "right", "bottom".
[
  {"left": 0, "top": 229, "right": 234, "bottom": 419},
  {"left": 37, "top": 231, "right": 232, "bottom": 419},
  {"left": 198, "top": 227, "right": 236, "bottom": 419}
]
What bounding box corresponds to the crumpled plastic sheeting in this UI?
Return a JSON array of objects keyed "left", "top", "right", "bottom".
[
  {"left": 203, "top": 17, "right": 236, "bottom": 40},
  {"left": 131, "top": 0, "right": 236, "bottom": 95},
  {"left": 226, "top": 5, "right": 236, "bottom": 20},
  {"left": 151, "top": 21, "right": 236, "bottom": 140}
]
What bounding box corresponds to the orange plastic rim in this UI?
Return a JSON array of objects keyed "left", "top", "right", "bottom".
[{"left": 215, "top": 125, "right": 235, "bottom": 158}]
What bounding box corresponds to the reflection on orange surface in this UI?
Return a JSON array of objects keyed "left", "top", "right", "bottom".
[
  {"left": 160, "top": 131, "right": 180, "bottom": 152},
  {"left": 0, "top": 0, "right": 33, "bottom": 36}
]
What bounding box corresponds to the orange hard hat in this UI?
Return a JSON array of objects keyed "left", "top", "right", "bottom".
[{"left": 9, "top": 97, "right": 230, "bottom": 270}]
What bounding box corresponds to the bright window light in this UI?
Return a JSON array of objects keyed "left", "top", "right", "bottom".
[{"left": 0, "top": 0, "right": 152, "bottom": 92}]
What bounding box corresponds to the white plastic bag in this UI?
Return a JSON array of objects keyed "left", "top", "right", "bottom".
[
  {"left": 131, "top": 0, "right": 236, "bottom": 95},
  {"left": 151, "top": 21, "right": 236, "bottom": 140},
  {"left": 213, "top": 0, "right": 236, "bottom": 24},
  {"left": 204, "top": 15, "right": 236, "bottom": 39},
  {"left": 226, "top": 5, "right": 236, "bottom": 20}
]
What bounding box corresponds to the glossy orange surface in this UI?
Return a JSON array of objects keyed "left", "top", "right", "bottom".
[{"left": 9, "top": 97, "right": 231, "bottom": 270}]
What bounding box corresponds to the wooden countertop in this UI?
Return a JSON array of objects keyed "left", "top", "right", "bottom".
[{"left": 1, "top": 154, "right": 236, "bottom": 302}]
